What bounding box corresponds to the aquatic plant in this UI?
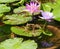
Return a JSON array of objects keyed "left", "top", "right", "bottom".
[{"left": 0, "top": 0, "right": 60, "bottom": 49}]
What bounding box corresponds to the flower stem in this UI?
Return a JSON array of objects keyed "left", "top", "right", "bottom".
[
  {"left": 43, "top": 21, "right": 47, "bottom": 30},
  {"left": 11, "top": 33, "right": 15, "bottom": 38}
]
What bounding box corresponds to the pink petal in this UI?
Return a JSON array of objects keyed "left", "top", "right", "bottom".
[
  {"left": 35, "top": 3, "right": 37, "bottom": 6},
  {"left": 26, "top": 4, "right": 30, "bottom": 8}
]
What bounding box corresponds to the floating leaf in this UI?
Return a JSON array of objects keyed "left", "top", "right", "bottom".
[
  {"left": 43, "top": 30, "right": 53, "bottom": 36},
  {"left": 19, "top": 40, "right": 37, "bottom": 49},
  {"left": 19, "top": 0, "right": 26, "bottom": 5},
  {"left": 42, "top": 3, "right": 53, "bottom": 12},
  {"left": 0, "top": 38, "right": 23, "bottom": 49},
  {"left": 0, "top": 4, "right": 10, "bottom": 13},
  {"left": 53, "top": 0, "right": 60, "bottom": 21},
  {"left": 19, "top": 0, "right": 30, "bottom": 5},
  {"left": 13, "top": 6, "right": 32, "bottom": 15},
  {"left": 42, "top": 0, "right": 60, "bottom": 21},
  {"left": 53, "top": 6, "right": 60, "bottom": 21},
  {"left": 3, "top": 14, "right": 32, "bottom": 25},
  {"left": 0, "top": 14, "right": 4, "bottom": 18},
  {"left": 11, "top": 26, "right": 42, "bottom": 37},
  {"left": 0, "top": 0, "right": 18, "bottom": 3},
  {"left": 0, "top": 38, "right": 37, "bottom": 49},
  {"left": 13, "top": 6, "right": 26, "bottom": 13}
]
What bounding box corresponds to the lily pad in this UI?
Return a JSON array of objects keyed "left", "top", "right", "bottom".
[
  {"left": 53, "top": 0, "right": 60, "bottom": 21},
  {"left": 13, "top": 6, "right": 32, "bottom": 15},
  {"left": 0, "top": 0, "right": 18, "bottom": 3},
  {"left": 0, "top": 14, "right": 4, "bottom": 18},
  {"left": 13, "top": 6, "right": 26, "bottom": 13},
  {"left": 0, "top": 38, "right": 23, "bottom": 49},
  {"left": 11, "top": 26, "right": 42, "bottom": 37},
  {"left": 0, "top": 4, "right": 10, "bottom": 13},
  {"left": 42, "top": 0, "right": 60, "bottom": 21},
  {"left": 42, "top": 3, "right": 53, "bottom": 12},
  {"left": 0, "top": 38, "right": 37, "bottom": 49},
  {"left": 3, "top": 14, "right": 32, "bottom": 25}
]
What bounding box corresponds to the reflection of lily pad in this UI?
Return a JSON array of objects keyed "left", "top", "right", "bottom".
[
  {"left": 3, "top": 14, "right": 32, "bottom": 25},
  {"left": 11, "top": 26, "right": 42, "bottom": 37},
  {"left": 0, "top": 38, "right": 37, "bottom": 49}
]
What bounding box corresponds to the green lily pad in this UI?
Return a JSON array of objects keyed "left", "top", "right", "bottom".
[
  {"left": 19, "top": 0, "right": 30, "bottom": 5},
  {"left": 0, "top": 38, "right": 37, "bottom": 49},
  {"left": 42, "top": 0, "right": 60, "bottom": 21},
  {"left": 53, "top": 0, "right": 60, "bottom": 21},
  {"left": 3, "top": 14, "right": 32, "bottom": 25},
  {"left": 53, "top": 6, "right": 60, "bottom": 21},
  {"left": 11, "top": 26, "right": 42, "bottom": 37},
  {"left": 18, "top": 0, "right": 26, "bottom": 5},
  {"left": 0, "top": 0, "right": 18, "bottom": 3},
  {"left": 42, "top": 3, "right": 53, "bottom": 12},
  {"left": 0, "top": 13, "right": 4, "bottom": 18},
  {"left": 13, "top": 6, "right": 26, "bottom": 13},
  {"left": 19, "top": 40, "right": 37, "bottom": 49},
  {"left": 13, "top": 6, "right": 32, "bottom": 15},
  {"left": 0, "top": 38, "right": 23, "bottom": 49},
  {"left": 0, "top": 4, "right": 10, "bottom": 13}
]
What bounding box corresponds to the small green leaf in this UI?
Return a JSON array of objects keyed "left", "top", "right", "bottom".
[{"left": 43, "top": 30, "right": 53, "bottom": 36}]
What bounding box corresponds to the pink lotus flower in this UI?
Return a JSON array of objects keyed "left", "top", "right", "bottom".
[
  {"left": 25, "top": 2, "right": 40, "bottom": 14},
  {"left": 40, "top": 11, "right": 53, "bottom": 22}
]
